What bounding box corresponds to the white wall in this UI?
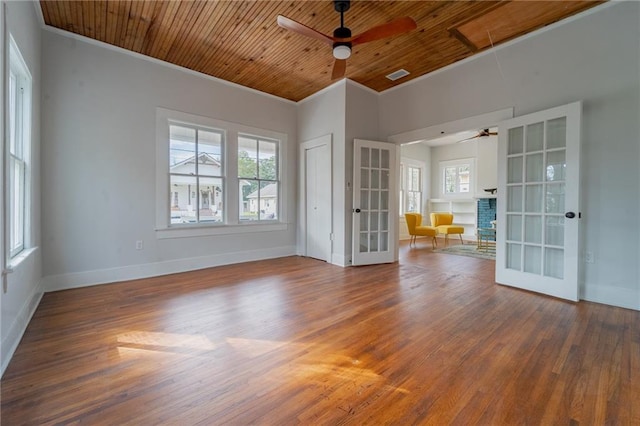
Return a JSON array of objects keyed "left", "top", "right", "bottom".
[
  {"left": 40, "top": 30, "right": 298, "bottom": 290},
  {"left": 429, "top": 137, "right": 497, "bottom": 199},
  {"left": 344, "top": 82, "right": 380, "bottom": 262},
  {"left": 297, "top": 82, "right": 347, "bottom": 265},
  {"left": 380, "top": 2, "right": 640, "bottom": 310},
  {"left": 1, "top": 0, "right": 42, "bottom": 376}
]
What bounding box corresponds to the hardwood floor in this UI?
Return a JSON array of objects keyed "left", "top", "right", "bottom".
[{"left": 2, "top": 242, "right": 638, "bottom": 424}]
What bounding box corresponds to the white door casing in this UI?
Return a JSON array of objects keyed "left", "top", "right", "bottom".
[
  {"left": 496, "top": 102, "right": 582, "bottom": 301},
  {"left": 352, "top": 139, "right": 398, "bottom": 266}
]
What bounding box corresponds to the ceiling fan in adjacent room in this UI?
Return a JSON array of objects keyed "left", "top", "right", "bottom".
[
  {"left": 456, "top": 128, "right": 498, "bottom": 143},
  {"left": 277, "top": 0, "right": 417, "bottom": 80}
]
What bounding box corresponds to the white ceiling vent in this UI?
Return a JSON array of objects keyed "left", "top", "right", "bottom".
[{"left": 386, "top": 69, "right": 410, "bottom": 81}]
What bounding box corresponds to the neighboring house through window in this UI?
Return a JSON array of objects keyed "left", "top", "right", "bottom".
[
  {"left": 8, "top": 37, "right": 32, "bottom": 259},
  {"left": 156, "top": 108, "right": 286, "bottom": 238}
]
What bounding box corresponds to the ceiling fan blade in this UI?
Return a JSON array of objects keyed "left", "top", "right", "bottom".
[
  {"left": 331, "top": 59, "right": 347, "bottom": 80},
  {"left": 351, "top": 16, "right": 417, "bottom": 45},
  {"left": 456, "top": 134, "right": 482, "bottom": 143},
  {"left": 277, "top": 15, "right": 333, "bottom": 45}
]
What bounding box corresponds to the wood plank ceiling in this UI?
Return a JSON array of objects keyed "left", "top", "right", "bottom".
[{"left": 40, "top": 1, "right": 604, "bottom": 102}]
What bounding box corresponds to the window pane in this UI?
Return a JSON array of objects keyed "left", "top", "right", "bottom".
[
  {"left": 258, "top": 140, "right": 277, "bottom": 180},
  {"left": 198, "top": 130, "right": 223, "bottom": 176},
  {"left": 444, "top": 167, "right": 456, "bottom": 193},
  {"left": 459, "top": 165, "right": 470, "bottom": 192},
  {"left": 10, "top": 157, "right": 25, "bottom": 253},
  {"left": 240, "top": 180, "right": 278, "bottom": 221},
  {"left": 199, "top": 177, "right": 223, "bottom": 223},
  {"left": 9, "top": 71, "right": 17, "bottom": 155},
  {"left": 238, "top": 136, "right": 258, "bottom": 179},
  {"left": 170, "top": 175, "right": 198, "bottom": 224},
  {"left": 169, "top": 125, "right": 196, "bottom": 174}
]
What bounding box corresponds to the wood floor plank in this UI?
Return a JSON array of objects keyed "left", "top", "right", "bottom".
[{"left": 1, "top": 242, "right": 638, "bottom": 424}]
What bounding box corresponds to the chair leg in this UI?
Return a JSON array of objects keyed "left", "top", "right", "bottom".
[
  {"left": 432, "top": 236, "right": 437, "bottom": 249},
  {"left": 459, "top": 234, "right": 464, "bottom": 245},
  {"left": 445, "top": 234, "right": 449, "bottom": 247}
]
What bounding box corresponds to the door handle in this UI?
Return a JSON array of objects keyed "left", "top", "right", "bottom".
[
  {"left": 354, "top": 208, "right": 361, "bottom": 213},
  {"left": 565, "top": 212, "right": 576, "bottom": 219}
]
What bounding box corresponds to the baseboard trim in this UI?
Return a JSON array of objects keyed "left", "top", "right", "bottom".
[
  {"left": 42, "top": 246, "right": 297, "bottom": 292},
  {"left": 1, "top": 283, "right": 43, "bottom": 378},
  {"left": 582, "top": 284, "right": 640, "bottom": 311}
]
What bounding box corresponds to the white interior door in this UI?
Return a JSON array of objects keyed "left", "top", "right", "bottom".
[
  {"left": 496, "top": 102, "right": 581, "bottom": 301},
  {"left": 302, "top": 136, "right": 332, "bottom": 262},
  {"left": 352, "top": 139, "right": 397, "bottom": 266}
]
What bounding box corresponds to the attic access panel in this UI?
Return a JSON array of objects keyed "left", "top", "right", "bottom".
[{"left": 449, "top": 1, "right": 605, "bottom": 53}]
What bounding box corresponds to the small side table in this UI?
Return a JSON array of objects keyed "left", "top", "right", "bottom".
[{"left": 477, "top": 228, "right": 496, "bottom": 253}]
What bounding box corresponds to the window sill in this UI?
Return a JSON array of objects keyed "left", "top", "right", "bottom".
[
  {"left": 8, "top": 247, "right": 38, "bottom": 269},
  {"left": 156, "top": 222, "right": 289, "bottom": 240}
]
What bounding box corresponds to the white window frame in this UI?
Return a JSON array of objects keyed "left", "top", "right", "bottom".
[
  {"left": 399, "top": 158, "right": 425, "bottom": 215},
  {"left": 439, "top": 158, "right": 475, "bottom": 198},
  {"left": 7, "top": 36, "right": 32, "bottom": 260},
  {"left": 155, "top": 108, "right": 287, "bottom": 239}
]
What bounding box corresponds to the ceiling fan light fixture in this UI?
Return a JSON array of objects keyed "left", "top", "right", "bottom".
[{"left": 333, "top": 44, "right": 351, "bottom": 60}]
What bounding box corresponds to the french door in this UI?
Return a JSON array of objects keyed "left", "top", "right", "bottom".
[
  {"left": 496, "top": 102, "right": 582, "bottom": 301},
  {"left": 352, "top": 139, "right": 398, "bottom": 266}
]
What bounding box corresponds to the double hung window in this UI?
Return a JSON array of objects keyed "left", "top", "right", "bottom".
[
  {"left": 156, "top": 108, "right": 285, "bottom": 237},
  {"left": 399, "top": 161, "right": 423, "bottom": 214},
  {"left": 8, "top": 38, "right": 32, "bottom": 259},
  {"left": 440, "top": 158, "right": 475, "bottom": 197}
]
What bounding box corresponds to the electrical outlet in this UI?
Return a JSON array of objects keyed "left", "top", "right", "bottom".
[
  {"left": 585, "top": 251, "right": 594, "bottom": 263},
  {"left": 136, "top": 240, "right": 143, "bottom": 250}
]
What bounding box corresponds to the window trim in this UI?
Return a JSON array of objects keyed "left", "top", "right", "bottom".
[
  {"left": 7, "top": 36, "right": 32, "bottom": 260},
  {"left": 439, "top": 158, "right": 475, "bottom": 198},
  {"left": 155, "top": 108, "right": 288, "bottom": 239}
]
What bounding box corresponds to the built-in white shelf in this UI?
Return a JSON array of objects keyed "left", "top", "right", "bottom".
[{"left": 428, "top": 198, "right": 477, "bottom": 237}]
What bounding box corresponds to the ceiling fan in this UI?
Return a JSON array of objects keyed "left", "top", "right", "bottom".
[
  {"left": 277, "top": 0, "right": 417, "bottom": 80},
  {"left": 456, "top": 129, "right": 498, "bottom": 143}
]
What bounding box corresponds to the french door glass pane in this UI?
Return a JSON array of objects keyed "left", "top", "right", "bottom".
[
  {"left": 371, "top": 169, "right": 380, "bottom": 189},
  {"left": 360, "top": 213, "right": 369, "bottom": 232},
  {"left": 545, "top": 216, "right": 564, "bottom": 246},
  {"left": 380, "top": 212, "right": 389, "bottom": 231},
  {"left": 524, "top": 246, "right": 542, "bottom": 274},
  {"left": 507, "top": 186, "right": 523, "bottom": 212},
  {"left": 381, "top": 171, "right": 389, "bottom": 189},
  {"left": 547, "top": 117, "right": 567, "bottom": 149},
  {"left": 507, "top": 215, "right": 522, "bottom": 241},
  {"left": 525, "top": 185, "right": 543, "bottom": 212},
  {"left": 361, "top": 147, "right": 369, "bottom": 167},
  {"left": 544, "top": 248, "right": 564, "bottom": 278},
  {"left": 370, "top": 233, "right": 378, "bottom": 252},
  {"left": 508, "top": 157, "right": 523, "bottom": 183},
  {"left": 371, "top": 148, "right": 380, "bottom": 168},
  {"left": 360, "top": 168, "right": 369, "bottom": 188},
  {"left": 371, "top": 212, "right": 379, "bottom": 231},
  {"left": 546, "top": 150, "right": 566, "bottom": 181},
  {"left": 381, "top": 150, "right": 390, "bottom": 168},
  {"left": 380, "top": 191, "right": 389, "bottom": 210},
  {"left": 360, "top": 190, "right": 369, "bottom": 209},
  {"left": 508, "top": 127, "right": 524, "bottom": 154},
  {"left": 359, "top": 232, "right": 368, "bottom": 253},
  {"left": 545, "top": 183, "right": 565, "bottom": 214},
  {"left": 380, "top": 232, "right": 388, "bottom": 251},
  {"left": 371, "top": 190, "right": 379, "bottom": 209},
  {"left": 526, "top": 154, "right": 544, "bottom": 182},
  {"left": 507, "top": 243, "right": 522, "bottom": 270},
  {"left": 526, "top": 122, "right": 544, "bottom": 152},
  {"left": 524, "top": 215, "right": 542, "bottom": 244}
]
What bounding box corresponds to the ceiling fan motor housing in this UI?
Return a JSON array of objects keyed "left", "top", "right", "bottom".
[{"left": 333, "top": 26, "right": 352, "bottom": 59}]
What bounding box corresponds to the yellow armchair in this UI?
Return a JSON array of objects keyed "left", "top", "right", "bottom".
[
  {"left": 405, "top": 213, "right": 438, "bottom": 248},
  {"left": 430, "top": 212, "right": 465, "bottom": 246}
]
